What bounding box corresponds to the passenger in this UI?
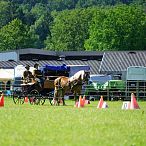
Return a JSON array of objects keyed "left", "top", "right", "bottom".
[
  {"left": 33, "top": 63, "right": 43, "bottom": 87},
  {"left": 23, "top": 65, "right": 34, "bottom": 84}
]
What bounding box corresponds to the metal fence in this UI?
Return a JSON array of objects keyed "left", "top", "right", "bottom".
[
  {"left": 83, "top": 80, "right": 146, "bottom": 101},
  {"left": 1, "top": 80, "right": 146, "bottom": 101}
]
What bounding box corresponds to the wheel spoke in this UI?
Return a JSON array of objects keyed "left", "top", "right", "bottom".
[{"left": 29, "top": 89, "right": 39, "bottom": 105}]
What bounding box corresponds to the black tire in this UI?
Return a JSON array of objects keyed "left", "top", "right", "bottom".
[
  {"left": 49, "top": 97, "right": 53, "bottom": 105},
  {"left": 29, "top": 89, "right": 39, "bottom": 105},
  {"left": 48, "top": 92, "right": 54, "bottom": 105},
  {"left": 40, "top": 96, "right": 46, "bottom": 105},
  {"left": 13, "top": 89, "right": 24, "bottom": 104},
  {"left": 13, "top": 95, "right": 25, "bottom": 104}
]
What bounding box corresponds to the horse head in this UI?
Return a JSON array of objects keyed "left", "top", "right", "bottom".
[{"left": 83, "top": 71, "right": 90, "bottom": 84}]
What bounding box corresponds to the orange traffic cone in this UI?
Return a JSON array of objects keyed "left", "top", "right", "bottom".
[
  {"left": 0, "top": 93, "right": 4, "bottom": 107},
  {"left": 130, "top": 93, "right": 140, "bottom": 109},
  {"left": 97, "top": 96, "right": 104, "bottom": 108},
  {"left": 78, "top": 96, "right": 85, "bottom": 108},
  {"left": 24, "top": 96, "right": 28, "bottom": 102},
  {"left": 97, "top": 96, "right": 108, "bottom": 109}
]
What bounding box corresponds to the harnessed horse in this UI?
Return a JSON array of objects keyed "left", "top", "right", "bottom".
[{"left": 54, "top": 70, "right": 90, "bottom": 105}]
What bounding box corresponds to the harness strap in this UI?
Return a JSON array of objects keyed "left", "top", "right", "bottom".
[{"left": 70, "top": 80, "right": 83, "bottom": 90}]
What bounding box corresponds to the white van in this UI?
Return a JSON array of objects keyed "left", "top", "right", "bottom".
[
  {"left": 87, "top": 74, "right": 112, "bottom": 100},
  {"left": 89, "top": 74, "right": 112, "bottom": 84}
]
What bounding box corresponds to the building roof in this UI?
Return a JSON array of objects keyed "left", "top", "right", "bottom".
[
  {"left": 1, "top": 50, "right": 146, "bottom": 75},
  {"left": 57, "top": 51, "right": 104, "bottom": 56},
  {"left": 13, "top": 48, "right": 104, "bottom": 56},
  {"left": 99, "top": 51, "right": 146, "bottom": 74},
  {"left": 0, "top": 60, "right": 101, "bottom": 74},
  {"left": 17, "top": 48, "right": 57, "bottom": 56},
  {"left": 0, "top": 49, "right": 103, "bottom": 61}
]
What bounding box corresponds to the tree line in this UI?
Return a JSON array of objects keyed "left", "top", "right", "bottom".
[{"left": 0, "top": 0, "right": 145, "bottom": 51}]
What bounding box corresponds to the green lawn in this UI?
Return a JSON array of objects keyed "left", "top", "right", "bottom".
[{"left": 0, "top": 97, "right": 146, "bottom": 146}]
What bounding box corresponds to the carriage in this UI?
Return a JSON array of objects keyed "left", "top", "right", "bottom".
[{"left": 12, "top": 64, "right": 70, "bottom": 105}]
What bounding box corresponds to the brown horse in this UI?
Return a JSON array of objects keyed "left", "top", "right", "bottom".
[{"left": 54, "top": 70, "right": 90, "bottom": 105}]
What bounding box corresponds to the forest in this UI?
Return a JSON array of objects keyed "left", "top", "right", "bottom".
[{"left": 0, "top": 0, "right": 145, "bottom": 51}]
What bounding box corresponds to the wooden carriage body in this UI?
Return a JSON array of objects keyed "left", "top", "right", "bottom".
[{"left": 42, "top": 64, "right": 70, "bottom": 90}]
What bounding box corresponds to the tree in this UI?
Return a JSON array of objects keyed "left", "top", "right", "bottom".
[
  {"left": 45, "top": 8, "right": 94, "bottom": 51},
  {"left": 0, "top": 1, "right": 11, "bottom": 28},
  {"left": 84, "top": 5, "right": 146, "bottom": 51},
  {"left": 29, "top": 3, "right": 53, "bottom": 48},
  {"left": 47, "top": 0, "right": 78, "bottom": 11},
  {"left": 16, "top": 4, "right": 35, "bottom": 25},
  {"left": 0, "top": 19, "right": 37, "bottom": 51}
]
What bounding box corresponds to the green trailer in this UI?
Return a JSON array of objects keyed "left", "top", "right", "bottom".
[
  {"left": 84, "top": 75, "right": 112, "bottom": 100},
  {"left": 101, "top": 80, "right": 126, "bottom": 100},
  {"left": 85, "top": 80, "right": 126, "bottom": 101}
]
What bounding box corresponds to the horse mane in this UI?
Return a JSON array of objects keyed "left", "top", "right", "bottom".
[{"left": 69, "top": 70, "right": 86, "bottom": 82}]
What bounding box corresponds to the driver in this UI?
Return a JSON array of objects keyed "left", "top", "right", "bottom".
[{"left": 23, "top": 65, "right": 34, "bottom": 84}]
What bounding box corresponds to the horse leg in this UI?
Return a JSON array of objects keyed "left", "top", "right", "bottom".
[
  {"left": 75, "top": 88, "right": 81, "bottom": 104},
  {"left": 57, "top": 98, "right": 60, "bottom": 106},
  {"left": 74, "top": 92, "right": 78, "bottom": 104},
  {"left": 56, "top": 88, "right": 65, "bottom": 106},
  {"left": 57, "top": 89, "right": 62, "bottom": 106},
  {"left": 62, "top": 90, "right": 66, "bottom": 106},
  {"left": 78, "top": 86, "right": 82, "bottom": 99},
  {"left": 53, "top": 88, "right": 60, "bottom": 106},
  {"left": 62, "top": 97, "right": 65, "bottom": 106}
]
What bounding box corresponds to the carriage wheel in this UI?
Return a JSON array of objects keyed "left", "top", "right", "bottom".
[
  {"left": 13, "top": 89, "right": 24, "bottom": 104},
  {"left": 50, "top": 98, "right": 60, "bottom": 106},
  {"left": 29, "top": 89, "right": 39, "bottom": 105},
  {"left": 39, "top": 96, "right": 46, "bottom": 105},
  {"left": 48, "top": 92, "right": 54, "bottom": 106},
  {"left": 49, "top": 98, "right": 53, "bottom": 105},
  {"left": 13, "top": 95, "right": 25, "bottom": 104},
  {"left": 40, "top": 99, "right": 45, "bottom": 105}
]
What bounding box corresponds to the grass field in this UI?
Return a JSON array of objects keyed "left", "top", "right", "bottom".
[{"left": 0, "top": 97, "right": 146, "bottom": 146}]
